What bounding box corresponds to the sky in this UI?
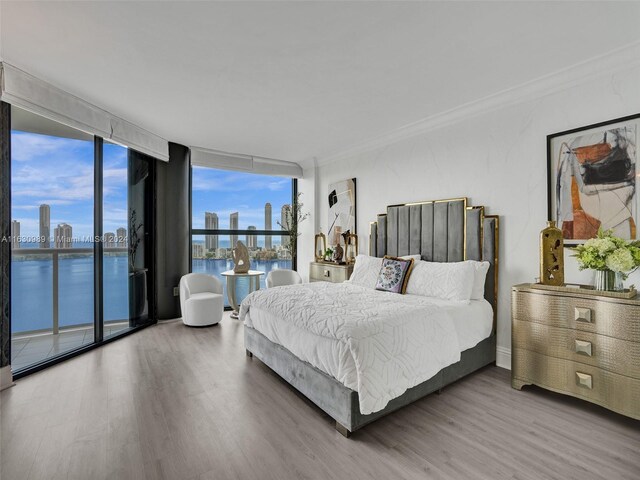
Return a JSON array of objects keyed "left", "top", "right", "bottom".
[
  {"left": 11, "top": 130, "right": 294, "bottom": 242},
  {"left": 11, "top": 130, "right": 128, "bottom": 240}
]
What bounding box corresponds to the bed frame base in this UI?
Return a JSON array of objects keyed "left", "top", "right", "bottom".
[{"left": 245, "top": 325, "right": 496, "bottom": 436}]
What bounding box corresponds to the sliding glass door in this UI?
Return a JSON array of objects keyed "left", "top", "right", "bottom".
[
  {"left": 10, "top": 108, "right": 96, "bottom": 369},
  {"left": 8, "top": 105, "right": 155, "bottom": 374}
]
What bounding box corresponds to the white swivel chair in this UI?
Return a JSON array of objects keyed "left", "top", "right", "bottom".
[
  {"left": 179, "top": 273, "right": 224, "bottom": 326},
  {"left": 265, "top": 269, "right": 302, "bottom": 289}
]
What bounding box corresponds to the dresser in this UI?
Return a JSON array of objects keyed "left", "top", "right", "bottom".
[
  {"left": 309, "top": 262, "right": 353, "bottom": 283},
  {"left": 511, "top": 284, "right": 640, "bottom": 420}
]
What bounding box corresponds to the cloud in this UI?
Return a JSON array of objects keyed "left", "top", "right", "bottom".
[{"left": 10, "top": 132, "right": 83, "bottom": 162}]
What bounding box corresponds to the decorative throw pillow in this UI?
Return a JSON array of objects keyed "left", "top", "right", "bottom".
[
  {"left": 375, "top": 256, "right": 414, "bottom": 294},
  {"left": 349, "top": 254, "right": 421, "bottom": 289}
]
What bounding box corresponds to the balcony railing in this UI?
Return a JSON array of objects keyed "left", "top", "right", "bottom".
[{"left": 11, "top": 247, "right": 127, "bottom": 335}]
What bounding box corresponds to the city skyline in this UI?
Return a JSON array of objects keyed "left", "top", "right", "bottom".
[
  {"left": 192, "top": 166, "right": 293, "bottom": 231},
  {"left": 201, "top": 200, "right": 292, "bottom": 254},
  {"left": 10, "top": 202, "right": 127, "bottom": 249}
]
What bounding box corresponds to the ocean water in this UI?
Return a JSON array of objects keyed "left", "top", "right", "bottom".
[
  {"left": 11, "top": 255, "right": 129, "bottom": 333},
  {"left": 11, "top": 256, "right": 291, "bottom": 333}
]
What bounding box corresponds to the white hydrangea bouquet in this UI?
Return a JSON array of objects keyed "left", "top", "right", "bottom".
[{"left": 572, "top": 229, "right": 640, "bottom": 289}]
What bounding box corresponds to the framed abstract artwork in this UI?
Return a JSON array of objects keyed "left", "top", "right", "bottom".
[
  {"left": 547, "top": 113, "right": 639, "bottom": 245},
  {"left": 327, "top": 178, "right": 356, "bottom": 246}
]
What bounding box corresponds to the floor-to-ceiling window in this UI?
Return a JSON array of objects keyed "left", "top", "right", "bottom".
[
  {"left": 8, "top": 105, "right": 155, "bottom": 374},
  {"left": 10, "top": 108, "right": 95, "bottom": 369},
  {"left": 191, "top": 167, "right": 295, "bottom": 307}
]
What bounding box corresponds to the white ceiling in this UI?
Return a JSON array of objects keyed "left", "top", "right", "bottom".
[{"left": 2, "top": 1, "right": 640, "bottom": 165}]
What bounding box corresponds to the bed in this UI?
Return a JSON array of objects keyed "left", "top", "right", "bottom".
[{"left": 241, "top": 197, "right": 499, "bottom": 437}]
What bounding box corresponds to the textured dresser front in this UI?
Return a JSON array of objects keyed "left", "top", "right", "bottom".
[
  {"left": 512, "top": 284, "right": 640, "bottom": 420},
  {"left": 309, "top": 262, "right": 353, "bottom": 283}
]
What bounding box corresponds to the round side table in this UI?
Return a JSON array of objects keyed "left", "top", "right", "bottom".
[{"left": 221, "top": 270, "right": 265, "bottom": 319}]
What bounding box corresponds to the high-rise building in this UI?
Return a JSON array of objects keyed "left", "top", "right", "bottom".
[
  {"left": 281, "top": 204, "right": 291, "bottom": 246},
  {"left": 54, "top": 223, "right": 73, "bottom": 249},
  {"left": 230, "top": 212, "right": 239, "bottom": 247},
  {"left": 205, "top": 212, "right": 219, "bottom": 251},
  {"left": 104, "top": 232, "right": 116, "bottom": 248},
  {"left": 11, "top": 220, "right": 20, "bottom": 250},
  {"left": 192, "top": 243, "right": 204, "bottom": 258},
  {"left": 246, "top": 226, "right": 257, "bottom": 248},
  {"left": 116, "top": 227, "right": 127, "bottom": 247},
  {"left": 39, "top": 204, "right": 50, "bottom": 248},
  {"left": 265, "top": 202, "right": 272, "bottom": 249}
]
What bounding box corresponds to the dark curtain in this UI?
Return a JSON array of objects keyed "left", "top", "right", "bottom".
[
  {"left": 0, "top": 102, "right": 11, "bottom": 368},
  {"left": 155, "top": 143, "right": 190, "bottom": 319}
]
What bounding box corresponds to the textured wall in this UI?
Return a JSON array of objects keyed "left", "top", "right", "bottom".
[
  {"left": 304, "top": 62, "right": 640, "bottom": 363},
  {"left": 155, "top": 143, "right": 190, "bottom": 319},
  {"left": 0, "top": 103, "right": 10, "bottom": 368}
]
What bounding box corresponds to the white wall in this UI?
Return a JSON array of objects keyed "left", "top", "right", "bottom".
[
  {"left": 299, "top": 56, "right": 640, "bottom": 368},
  {"left": 297, "top": 163, "right": 318, "bottom": 282}
]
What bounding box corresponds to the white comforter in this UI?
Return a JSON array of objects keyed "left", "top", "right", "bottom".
[{"left": 239, "top": 282, "right": 461, "bottom": 415}]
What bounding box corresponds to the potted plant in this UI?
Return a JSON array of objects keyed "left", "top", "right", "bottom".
[
  {"left": 572, "top": 229, "right": 640, "bottom": 291},
  {"left": 324, "top": 247, "right": 334, "bottom": 262},
  {"left": 277, "top": 192, "right": 309, "bottom": 268}
]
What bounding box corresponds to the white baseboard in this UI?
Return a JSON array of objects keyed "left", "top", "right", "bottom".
[
  {"left": 496, "top": 346, "right": 511, "bottom": 370},
  {"left": 0, "top": 365, "right": 15, "bottom": 391}
]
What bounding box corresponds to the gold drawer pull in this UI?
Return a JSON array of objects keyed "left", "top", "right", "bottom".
[
  {"left": 576, "top": 372, "right": 593, "bottom": 389},
  {"left": 323, "top": 270, "right": 331, "bottom": 277},
  {"left": 574, "top": 307, "right": 592, "bottom": 323},
  {"left": 575, "top": 339, "right": 592, "bottom": 356}
]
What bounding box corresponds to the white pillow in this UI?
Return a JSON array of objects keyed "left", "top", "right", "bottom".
[
  {"left": 405, "top": 260, "right": 475, "bottom": 303},
  {"left": 466, "top": 260, "right": 490, "bottom": 300},
  {"left": 348, "top": 255, "right": 383, "bottom": 289},
  {"left": 349, "top": 254, "right": 423, "bottom": 289}
]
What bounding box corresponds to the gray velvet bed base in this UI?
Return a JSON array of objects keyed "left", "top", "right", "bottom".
[
  {"left": 244, "top": 197, "right": 499, "bottom": 437},
  {"left": 245, "top": 326, "right": 496, "bottom": 436}
]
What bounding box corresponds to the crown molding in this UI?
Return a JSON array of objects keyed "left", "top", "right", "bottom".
[{"left": 307, "top": 40, "right": 640, "bottom": 168}]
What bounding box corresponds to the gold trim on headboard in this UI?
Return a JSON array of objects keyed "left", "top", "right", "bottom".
[
  {"left": 466, "top": 205, "right": 485, "bottom": 262},
  {"left": 485, "top": 215, "right": 500, "bottom": 334}
]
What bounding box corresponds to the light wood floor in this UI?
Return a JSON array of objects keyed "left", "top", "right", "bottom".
[{"left": 2, "top": 313, "right": 639, "bottom": 480}]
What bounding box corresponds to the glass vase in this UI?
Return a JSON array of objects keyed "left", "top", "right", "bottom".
[{"left": 594, "top": 269, "right": 624, "bottom": 292}]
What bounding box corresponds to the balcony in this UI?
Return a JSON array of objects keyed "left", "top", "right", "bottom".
[{"left": 11, "top": 246, "right": 130, "bottom": 371}]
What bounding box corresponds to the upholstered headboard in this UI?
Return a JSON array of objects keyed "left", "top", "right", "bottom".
[{"left": 369, "top": 197, "right": 499, "bottom": 331}]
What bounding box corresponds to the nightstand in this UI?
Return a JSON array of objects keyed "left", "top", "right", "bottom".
[
  {"left": 511, "top": 283, "right": 640, "bottom": 420},
  {"left": 309, "top": 262, "right": 353, "bottom": 283}
]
